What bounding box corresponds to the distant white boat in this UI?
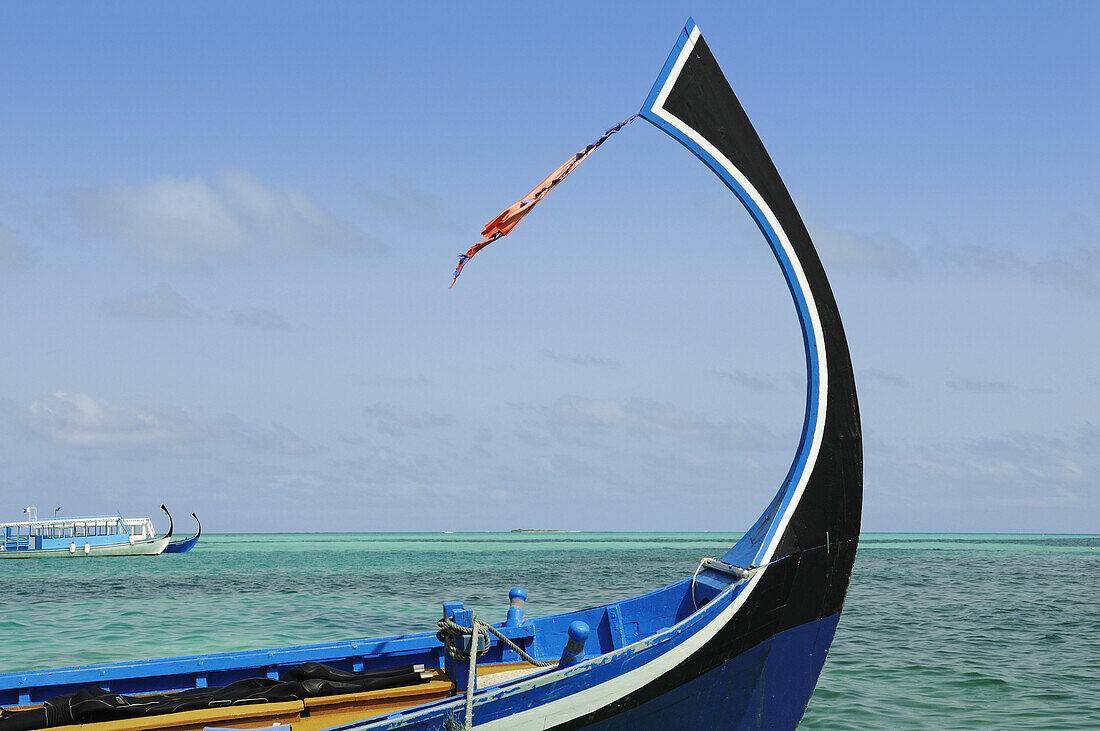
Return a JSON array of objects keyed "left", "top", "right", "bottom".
[{"left": 0, "top": 505, "right": 170, "bottom": 559}]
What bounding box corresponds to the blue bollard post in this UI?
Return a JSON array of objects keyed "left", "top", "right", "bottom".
[
  {"left": 450, "top": 608, "right": 482, "bottom": 692},
  {"left": 505, "top": 587, "right": 526, "bottom": 627},
  {"left": 558, "top": 621, "right": 589, "bottom": 669},
  {"left": 441, "top": 602, "right": 464, "bottom": 686}
]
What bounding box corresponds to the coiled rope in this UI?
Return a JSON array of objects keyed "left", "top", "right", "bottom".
[
  {"left": 437, "top": 615, "right": 556, "bottom": 668},
  {"left": 437, "top": 614, "right": 556, "bottom": 729}
]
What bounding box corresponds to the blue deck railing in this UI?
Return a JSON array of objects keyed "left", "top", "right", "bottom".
[{"left": 2, "top": 536, "right": 33, "bottom": 551}]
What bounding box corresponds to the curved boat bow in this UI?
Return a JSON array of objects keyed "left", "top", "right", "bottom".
[
  {"left": 159, "top": 504, "right": 174, "bottom": 540},
  {"left": 163, "top": 513, "right": 201, "bottom": 554},
  {"left": 0, "top": 19, "right": 861, "bottom": 731},
  {"left": 364, "top": 17, "right": 863, "bottom": 730},
  {"left": 642, "top": 19, "right": 862, "bottom": 578}
]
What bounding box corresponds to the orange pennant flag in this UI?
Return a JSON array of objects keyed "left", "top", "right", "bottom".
[{"left": 450, "top": 116, "right": 635, "bottom": 287}]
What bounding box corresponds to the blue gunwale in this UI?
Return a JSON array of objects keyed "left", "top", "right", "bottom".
[{"left": 0, "top": 571, "right": 741, "bottom": 709}]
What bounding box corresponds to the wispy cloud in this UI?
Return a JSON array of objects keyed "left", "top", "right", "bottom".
[
  {"left": 74, "top": 169, "right": 380, "bottom": 269},
  {"left": 883, "top": 426, "right": 1097, "bottom": 504},
  {"left": 365, "top": 403, "right": 454, "bottom": 435},
  {"left": 946, "top": 378, "right": 1013, "bottom": 394},
  {"left": 103, "top": 290, "right": 294, "bottom": 330},
  {"left": 717, "top": 369, "right": 778, "bottom": 392},
  {"left": 696, "top": 201, "right": 919, "bottom": 279},
  {"left": 541, "top": 395, "right": 783, "bottom": 451},
  {"left": 231, "top": 308, "right": 292, "bottom": 331},
  {"left": 361, "top": 184, "right": 460, "bottom": 234},
  {"left": 802, "top": 206, "right": 1100, "bottom": 299},
  {"left": 16, "top": 392, "right": 312, "bottom": 455},
  {"left": 858, "top": 368, "right": 910, "bottom": 388},
  {"left": 208, "top": 415, "right": 312, "bottom": 455},
  {"left": 934, "top": 243, "right": 1021, "bottom": 274},
  {"left": 543, "top": 350, "right": 620, "bottom": 368},
  {"left": 813, "top": 225, "right": 917, "bottom": 278},
  {"left": 717, "top": 369, "right": 805, "bottom": 391},
  {"left": 24, "top": 392, "right": 192, "bottom": 448},
  {"left": 265, "top": 472, "right": 325, "bottom": 494},
  {"left": 105, "top": 284, "right": 188, "bottom": 321},
  {"left": 382, "top": 374, "right": 431, "bottom": 386},
  {"left": 1037, "top": 206, "right": 1100, "bottom": 297},
  {"left": 989, "top": 488, "right": 1085, "bottom": 509},
  {"left": 813, "top": 224, "right": 1018, "bottom": 279},
  {"left": 0, "top": 224, "right": 32, "bottom": 269},
  {"left": 1030, "top": 247, "right": 1100, "bottom": 298}
]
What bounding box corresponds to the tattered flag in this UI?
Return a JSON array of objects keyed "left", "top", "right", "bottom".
[{"left": 450, "top": 115, "right": 636, "bottom": 287}]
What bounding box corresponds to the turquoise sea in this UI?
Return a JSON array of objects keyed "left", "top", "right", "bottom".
[{"left": 2, "top": 533, "right": 1098, "bottom": 729}]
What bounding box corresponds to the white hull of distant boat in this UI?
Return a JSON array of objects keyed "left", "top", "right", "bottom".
[
  {"left": 0, "top": 536, "right": 170, "bottom": 559},
  {"left": 0, "top": 506, "right": 172, "bottom": 559}
]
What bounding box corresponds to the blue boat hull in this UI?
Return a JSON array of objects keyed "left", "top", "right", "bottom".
[
  {"left": 162, "top": 512, "right": 199, "bottom": 554},
  {"left": 162, "top": 535, "right": 198, "bottom": 553},
  {"left": 578, "top": 615, "right": 839, "bottom": 731}
]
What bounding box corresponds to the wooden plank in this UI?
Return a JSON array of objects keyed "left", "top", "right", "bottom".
[
  {"left": 296, "top": 678, "right": 454, "bottom": 731},
  {"left": 36, "top": 677, "right": 457, "bottom": 731},
  {"left": 302, "top": 678, "right": 453, "bottom": 709},
  {"left": 476, "top": 662, "right": 539, "bottom": 678},
  {"left": 47, "top": 700, "right": 304, "bottom": 731},
  {"left": 15, "top": 672, "right": 468, "bottom": 731}
]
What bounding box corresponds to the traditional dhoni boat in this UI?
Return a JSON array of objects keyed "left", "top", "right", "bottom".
[
  {"left": 0, "top": 19, "right": 860, "bottom": 730},
  {"left": 162, "top": 510, "right": 202, "bottom": 554},
  {"left": 0, "top": 506, "right": 170, "bottom": 559}
]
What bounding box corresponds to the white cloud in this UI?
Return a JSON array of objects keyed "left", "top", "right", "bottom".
[
  {"left": 105, "top": 284, "right": 188, "bottom": 320},
  {"left": 19, "top": 392, "right": 312, "bottom": 455},
  {"left": 74, "top": 169, "right": 380, "bottom": 269},
  {"left": 25, "top": 392, "right": 191, "bottom": 448}
]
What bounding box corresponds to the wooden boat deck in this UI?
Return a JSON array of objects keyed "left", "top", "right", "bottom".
[{"left": 5, "top": 663, "right": 552, "bottom": 731}]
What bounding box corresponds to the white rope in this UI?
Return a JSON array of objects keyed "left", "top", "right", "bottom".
[
  {"left": 690, "top": 556, "right": 715, "bottom": 611},
  {"left": 690, "top": 557, "right": 756, "bottom": 610},
  {"left": 463, "top": 613, "right": 478, "bottom": 730}
]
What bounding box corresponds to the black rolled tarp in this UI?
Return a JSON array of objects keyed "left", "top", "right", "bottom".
[{"left": 0, "top": 663, "right": 431, "bottom": 731}]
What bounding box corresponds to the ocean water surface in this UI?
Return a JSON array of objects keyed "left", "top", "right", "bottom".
[{"left": 1, "top": 532, "right": 1097, "bottom": 728}]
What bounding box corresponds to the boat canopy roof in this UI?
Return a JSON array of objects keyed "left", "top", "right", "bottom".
[{"left": 0, "top": 515, "right": 156, "bottom": 532}]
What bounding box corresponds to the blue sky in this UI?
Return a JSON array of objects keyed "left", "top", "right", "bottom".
[{"left": 0, "top": 1, "right": 1096, "bottom": 533}]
